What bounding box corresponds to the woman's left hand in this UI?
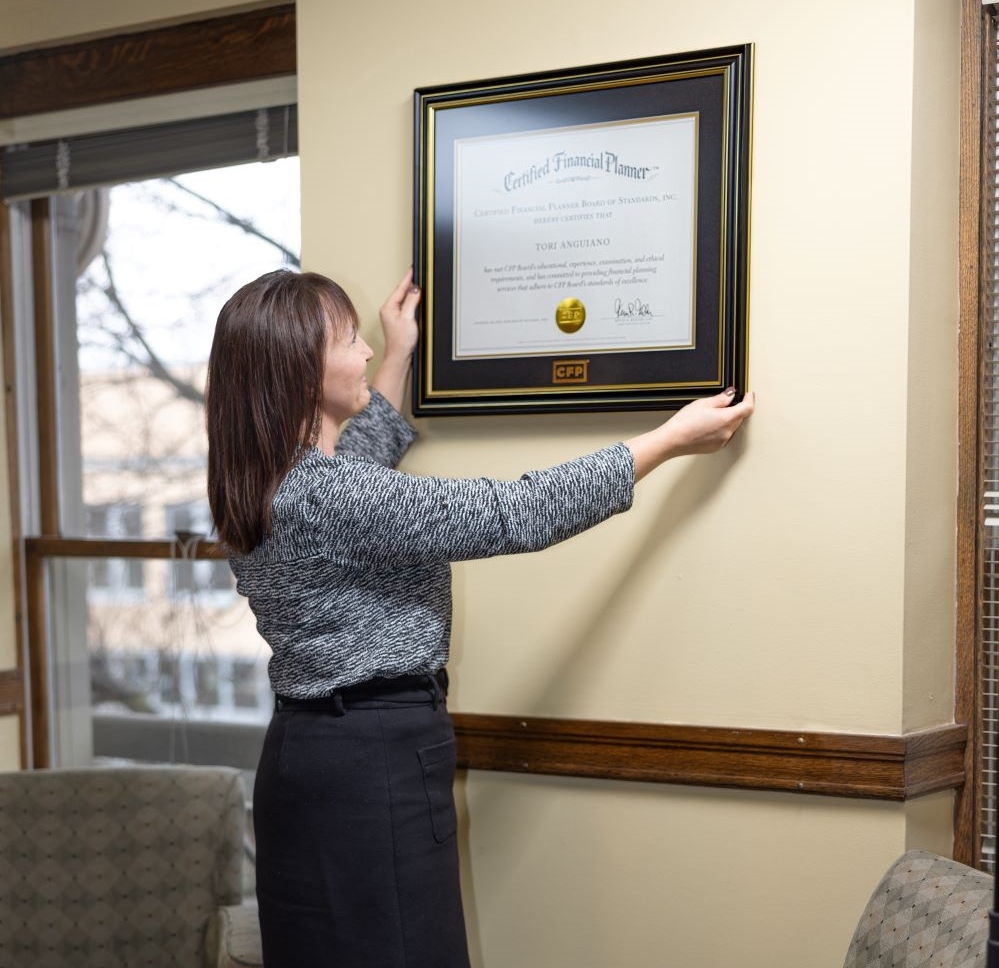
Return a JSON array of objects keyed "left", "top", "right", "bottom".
[{"left": 379, "top": 267, "right": 421, "bottom": 362}]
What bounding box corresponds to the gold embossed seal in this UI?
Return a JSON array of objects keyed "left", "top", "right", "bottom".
[{"left": 555, "top": 297, "right": 586, "bottom": 334}]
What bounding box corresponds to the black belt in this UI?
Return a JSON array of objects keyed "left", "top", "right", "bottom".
[{"left": 275, "top": 668, "right": 449, "bottom": 715}]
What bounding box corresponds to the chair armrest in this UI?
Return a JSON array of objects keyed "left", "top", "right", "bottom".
[
  {"left": 842, "top": 849, "right": 991, "bottom": 968},
  {"left": 205, "top": 903, "right": 263, "bottom": 968}
]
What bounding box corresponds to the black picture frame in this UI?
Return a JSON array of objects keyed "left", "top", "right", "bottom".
[{"left": 412, "top": 45, "right": 753, "bottom": 416}]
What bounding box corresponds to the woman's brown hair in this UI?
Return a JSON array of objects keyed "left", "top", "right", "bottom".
[{"left": 205, "top": 269, "right": 358, "bottom": 554}]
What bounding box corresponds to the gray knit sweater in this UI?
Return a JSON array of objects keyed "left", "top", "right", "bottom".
[{"left": 230, "top": 390, "right": 635, "bottom": 698}]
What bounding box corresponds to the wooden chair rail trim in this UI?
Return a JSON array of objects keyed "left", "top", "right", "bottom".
[
  {"left": 452, "top": 714, "right": 966, "bottom": 801},
  {"left": 0, "top": 3, "right": 296, "bottom": 121}
]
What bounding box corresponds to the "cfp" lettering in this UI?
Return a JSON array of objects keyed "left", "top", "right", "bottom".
[{"left": 552, "top": 359, "right": 590, "bottom": 384}]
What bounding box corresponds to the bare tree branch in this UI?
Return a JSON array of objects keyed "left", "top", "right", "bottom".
[
  {"left": 99, "top": 253, "right": 205, "bottom": 405},
  {"left": 165, "top": 176, "right": 301, "bottom": 267}
]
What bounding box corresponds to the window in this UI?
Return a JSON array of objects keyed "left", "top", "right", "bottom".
[
  {"left": 233, "top": 661, "right": 266, "bottom": 710},
  {"left": 194, "top": 657, "right": 220, "bottom": 707},
  {"left": 165, "top": 502, "right": 234, "bottom": 596},
  {"left": 158, "top": 652, "right": 183, "bottom": 705},
  {"left": 4, "top": 111, "right": 300, "bottom": 769},
  {"left": 86, "top": 503, "right": 144, "bottom": 593}
]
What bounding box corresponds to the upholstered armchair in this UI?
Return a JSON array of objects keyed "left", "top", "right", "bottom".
[
  {"left": 0, "top": 765, "right": 262, "bottom": 967},
  {"left": 842, "top": 848, "right": 992, "bottom": 968}
]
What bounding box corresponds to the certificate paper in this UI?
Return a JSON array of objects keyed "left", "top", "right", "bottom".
[{"left": 453, "top": 115, "right": 697, "bottom": 359}]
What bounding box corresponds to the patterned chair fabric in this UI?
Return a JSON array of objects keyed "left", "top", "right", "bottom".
[
  {"left": 0, "top": 765, "right": 249, "bottom": 967},
  {"left": 842, "top": 849, "right": 992, "bottom": 968}
]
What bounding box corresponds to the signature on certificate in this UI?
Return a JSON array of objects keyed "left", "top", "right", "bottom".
[{"left": 613, "top": 296, "right": 654, "bottom": 320}]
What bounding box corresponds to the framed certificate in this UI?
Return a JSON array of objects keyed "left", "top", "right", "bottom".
[{"left": 412, "top": 45, "right": 753, "bottom": 415}]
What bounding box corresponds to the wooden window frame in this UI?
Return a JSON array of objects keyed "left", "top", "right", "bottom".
[
  {"left": 0, "top": 4, "right": 296, "bottom": 120},
  {"left": 955, "top": 0, "right": 996, "bottom": 867}
]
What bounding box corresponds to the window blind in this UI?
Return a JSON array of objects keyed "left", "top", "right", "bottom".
[
  {"left": 0, "top": 104, "right": 297, "bottom": 201},
  {"left": 981, "top": 9, "right": 999, "bottom": 873}
]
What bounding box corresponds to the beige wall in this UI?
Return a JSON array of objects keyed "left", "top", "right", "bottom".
[
  {"left": 298, "top": 0, "right": 959, "bottom": 736},
  {"left": 296, "top": 0, "right": 960, "bottom": 965},
  {"left": 0, "top": 0, "right": 963, "bottom": 965}
]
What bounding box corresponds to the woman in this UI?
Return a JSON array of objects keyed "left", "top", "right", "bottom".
[{"left": 205, "top": 266, "right": 754, "bottom": 968}]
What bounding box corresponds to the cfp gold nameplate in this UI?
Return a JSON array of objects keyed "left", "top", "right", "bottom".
[{"left": 552, "top": 359, "right": 590, "bottom": 384}]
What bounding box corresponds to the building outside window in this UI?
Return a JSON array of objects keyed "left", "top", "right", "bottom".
[
  {"left": 165, "top": 501, "right": 234, "bottom": 596},
  {"left": 86, "top": 502, "right": 144, "bottom": 593}
]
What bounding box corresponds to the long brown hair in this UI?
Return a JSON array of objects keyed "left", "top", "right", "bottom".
[{"left": 205, "top": 269, "right": 358, "bottom": 554}]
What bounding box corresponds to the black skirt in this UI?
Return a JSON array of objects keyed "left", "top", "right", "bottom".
[{"left": 253, "top": 673, "right": 471, "bottom": 968}]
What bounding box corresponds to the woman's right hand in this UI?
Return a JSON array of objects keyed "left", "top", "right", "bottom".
[
  {"left": 627, "top": 388, "right": 756, "bottom": 480},
  {"left": 378, "top": 266, "right": 421, "bottom": 362},
  {"left": 371, "top": 268, "right": 422, "bottom": 413}
]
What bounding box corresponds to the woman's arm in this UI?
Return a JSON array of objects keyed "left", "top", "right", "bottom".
[
  {"left": 371, "top": 267, "right": 421, "bottom": 413},
  {"left": 311, "top": 392, "right": 754, "bottom": 563},
  {"left": 300, "top": 442, "right": 636, "bottom": 566}
]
